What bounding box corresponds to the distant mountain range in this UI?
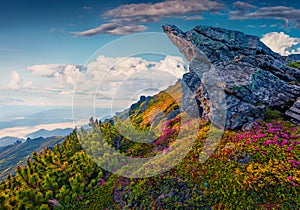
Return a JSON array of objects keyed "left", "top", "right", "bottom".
[
  {"left": 25, "top": 128, "right": 73, "bottom": 139},
  {"left": 0, "top": 128, "right": 74, "bottom": 147},
  {"left": 0, "top": 136, "right": 24, "bottom": 147},
  {"left": 0, "top": 108, "right": 115, "bottom": 130},
  {"left": 0, "top": 109, "right": 73, "bottom": 130}
]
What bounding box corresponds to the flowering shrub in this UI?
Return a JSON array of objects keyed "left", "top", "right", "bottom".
[{"left": 204, "top": 120, "right": 300, "bottom": 209}]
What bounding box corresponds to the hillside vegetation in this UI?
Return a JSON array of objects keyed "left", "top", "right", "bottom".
[
  {"left": 0, "top": 81, "right": 299, "bottom": 209},
  {"left": 0, "top": 136, "right": 64, "bottom": 180}
]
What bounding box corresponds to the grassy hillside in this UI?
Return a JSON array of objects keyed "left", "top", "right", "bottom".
[{"left": 0, "top": 81, "right": 299, "bottom": 209}]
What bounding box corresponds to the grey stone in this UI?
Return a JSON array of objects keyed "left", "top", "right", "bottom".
[{"left": 163, "top": 24, "right": 300, "bottom": 129}]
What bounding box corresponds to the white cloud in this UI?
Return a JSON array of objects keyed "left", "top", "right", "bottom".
[
  {"left": 8, "top": 71, "right": 32, "bottom": 90},
  {"left": 26, "top": 64, "right": 82, "bottom": 94},
  {"left": 12, "top": 55, "right": 186, "bottom": 108},
  {"left": 9, "top": 71, "right": 21, "bottom": 90},
  {"left": 54, "top": 65, "right": 81, "bottom": 87},
  {"left": 73, "top": 55, "right": 187, "bottom": 108},
  {"left": 84, "top": 55, "right": 186, "bottom": 83},
  {"left": 27, "top": 64, "right": 66, "bottom": 77},
  {"left": 154, "top": 55, "right": 186, "bottom": 78},
  {"left": 261, "top": 32, "right": 300, "bottom": 56}
]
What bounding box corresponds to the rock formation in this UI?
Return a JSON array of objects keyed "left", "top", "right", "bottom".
[{"left": 163, "top": 25, "right": 300, "bottom": 130}]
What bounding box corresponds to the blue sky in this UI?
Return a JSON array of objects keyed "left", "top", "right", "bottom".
[
  {"left": 1, "top": 0, "right": 300, "bottom": 139},
  {"left": 1, "top": 0, "right": 299, "bottom": 69}
]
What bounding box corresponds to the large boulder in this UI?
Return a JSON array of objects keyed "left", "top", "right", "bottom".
[{"left": 163, "top": 25, "right": 300, "bottom": 130}]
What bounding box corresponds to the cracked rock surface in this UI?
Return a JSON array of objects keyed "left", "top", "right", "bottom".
[{"left": 163, "top": 25, "right": 300, "bottom": 130}]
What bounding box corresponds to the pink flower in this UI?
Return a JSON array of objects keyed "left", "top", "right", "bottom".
[
  {"left": 281, "top": 139, "right": 288, "bottom": 147},
  {"left": 78, "top": 195, "right": 83, "bottom": 200},
  {"left": 163, "top": 148, "right": 170, "bottom": 155},
  {"left": 287, "top": 146, "right": 293, "bottom": 151},
  {"left": 262, "top": 151, "right": 266, "bottom": 155},
  {"left": 287, "top": 176, "right": 294, "bottom": 181},
  {"left": 291, "top": 182, "right": 298, "bottom": 187},
  {"left": 289, "top": 160, "right": 294, "bottom": 163},
  {"left": 282, "top": 133, "right": 290, "bottom": 139},
  {"left": 263, "top": 140, "right": 273, "bottom": 146}
]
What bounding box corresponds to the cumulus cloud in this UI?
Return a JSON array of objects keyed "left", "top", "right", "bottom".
[
  {"left": 9, "top": 71, "right": 21, "bottom": 90},
  {"left": 27, "top": 64, "right": 66, "bottom": 77},
  {"left": 74, "top": 0, "right": 224, "bottom": 36},
  {"left": 85, "top": 55, "right": 186, "bottom": 81},
  {"left": 24, "top": 55, "right": 187, "bottom": 108},
  {"left": 54, "top": 65, "right": 81, "bottom": 87},
  {"left": 8, "top": 71, "right": 32, "bottom": 90},
  {"left": 26, "top": 64, "right": 82, "bottom": 95},
  {"left": 230, "top": 5, "right": 300, "bottom": 29},
  {"left": 261, "top": 32, "right": 300, "bottom": 56},
  {"left": 72, "top": 55, "right": 187, "bottom": 108}
]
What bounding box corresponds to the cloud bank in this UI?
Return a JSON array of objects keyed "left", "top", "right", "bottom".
[
  {"left": 5, "top": 55, "right": 187, "bottom": 107},
  {"left": 261, "top": 32, "right": 300, "bottom": 56}
]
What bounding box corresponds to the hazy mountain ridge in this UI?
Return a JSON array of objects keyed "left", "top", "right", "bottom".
[
  {"left": 0, "top": 136, "right": 65, "bottom": 180},
  {"left": 25, "top": 128, "right": 74, "bottom": 139},
  {"left": 0, "top": 136, "right": 24, "bottom": 147}
]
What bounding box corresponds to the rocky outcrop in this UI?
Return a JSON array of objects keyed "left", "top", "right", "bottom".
[
  {"left": 286, "top": 98, "right": 300, "bottom": 123},
  {"left": 163, "top": 25, "right": 300, "bottom": 130}
]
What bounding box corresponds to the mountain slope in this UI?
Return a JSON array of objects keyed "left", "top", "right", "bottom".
[
  {"left": 0, "top": 136, "right": 24, "bottom": 147},
  {"left": 0, "top": 136, "right": 64, "bottom": 180}
]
